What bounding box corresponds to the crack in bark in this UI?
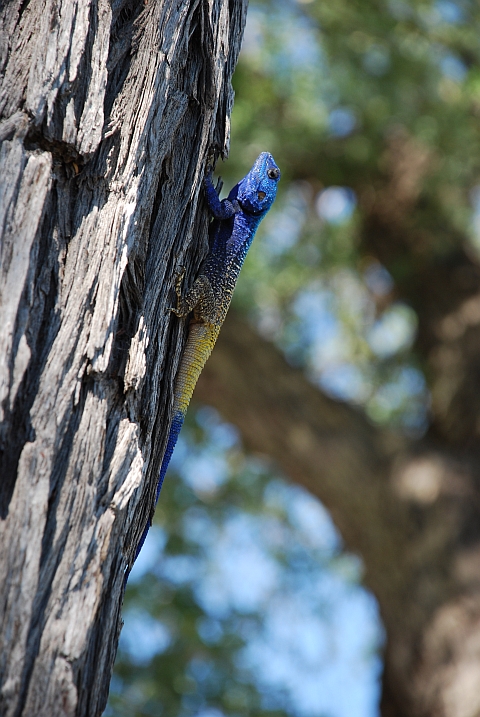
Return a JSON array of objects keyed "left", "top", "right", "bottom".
[{"left": 0, "top": 0, "right": 248, "bottom": 714}]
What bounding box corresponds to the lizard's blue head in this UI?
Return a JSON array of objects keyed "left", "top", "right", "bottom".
[{"left": 236, "top": 152, "right": 281, "bottom": 216}]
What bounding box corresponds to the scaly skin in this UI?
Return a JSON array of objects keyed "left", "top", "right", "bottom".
[{"left": 134, "top": 152, "right": 280, "bottom": 565}]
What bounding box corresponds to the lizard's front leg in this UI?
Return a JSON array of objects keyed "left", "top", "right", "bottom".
[
  {"left": 204, "top": 165, "right": 239, "bottom": 220},
  {"left": 171, "top": 269, "right": 215, "bottom": 322}
]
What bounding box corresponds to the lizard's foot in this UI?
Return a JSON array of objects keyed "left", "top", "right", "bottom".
[
  {"left": 204, "top": 165, "right": 214, "bottom": 188},
  {"left": 205, "top": 151, "right": 215, "bottom": 174},
  {"left": 204, "top": 158, "right": 224, "bottom": 193},
  {"left": 174, "top": 266, "right": 186, "bottom": 298},
  {"left": 169, "top": 305, "right": 191, "bottom": 319},
  {"left": 171, "top": 267, "right": 189, "bottom": 318}
]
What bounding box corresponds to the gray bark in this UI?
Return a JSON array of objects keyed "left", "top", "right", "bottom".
[{"left": 0, "top": 1, "right": 248, "bottom": 715}]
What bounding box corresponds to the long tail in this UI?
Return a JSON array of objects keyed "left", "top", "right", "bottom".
[
  {"left": 133, "top": 411, "right": 184, "bottom": 563},
  {"left": 156, "top": 411, "right": 184, "bottom": 502},
  {"left": 130, "top": 323, "right": 219, "bottom": 573}
]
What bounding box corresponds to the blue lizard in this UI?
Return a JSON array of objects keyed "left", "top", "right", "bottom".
[{"left": 133, "top": 152, "right": 280, "bottom": 565}]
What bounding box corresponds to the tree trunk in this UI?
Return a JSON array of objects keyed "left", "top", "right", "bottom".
[{"left": 0, "top": 1, "right": 248, "bottom": 715}]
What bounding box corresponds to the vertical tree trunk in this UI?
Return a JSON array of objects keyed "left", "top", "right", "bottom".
[{"left": 0, "top": 1, "right": 248, "bottom": 715}]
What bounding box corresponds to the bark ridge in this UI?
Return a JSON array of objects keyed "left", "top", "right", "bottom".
[{"left": 0, "top": 1, "right": 248, "bottom": 715}]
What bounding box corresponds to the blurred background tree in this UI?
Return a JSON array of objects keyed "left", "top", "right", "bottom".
[
  {"left": 108, "top": 409, "right": 382, "bottom": 717},
  {"left": 108, "top": 1, "right": 480, "bottom": 716}
]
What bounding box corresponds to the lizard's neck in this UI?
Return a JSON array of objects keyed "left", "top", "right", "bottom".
[{"left": 226, "top": 210, "right": 263, "bottom": 259}]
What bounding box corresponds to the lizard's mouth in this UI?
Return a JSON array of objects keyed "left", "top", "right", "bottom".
[{"left": 237, "top": 195, "right": 267, "bottom": 216}]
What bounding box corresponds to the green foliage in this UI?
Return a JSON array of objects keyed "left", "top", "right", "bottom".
[
  {"left": 230, "top": 0, "right": 480, "bottom": 188},
  {"left": 220, "top": 0, "right": 480, "bottom": 429},
  {"left": 225, "top": 0, "right": 480, "bottom": 277}
]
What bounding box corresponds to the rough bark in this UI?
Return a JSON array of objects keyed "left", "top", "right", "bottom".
[{"left": 0, "top": 1, "right": 248, "bottom": 715}]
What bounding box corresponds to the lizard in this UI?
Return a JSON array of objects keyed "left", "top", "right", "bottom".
[{"left": 133, "top": 151, "right": 281, "bottom": 566}]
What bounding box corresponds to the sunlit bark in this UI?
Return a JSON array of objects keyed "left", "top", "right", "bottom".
[{"left": 0, "top": 1, "right": 247, "bottom": 715}]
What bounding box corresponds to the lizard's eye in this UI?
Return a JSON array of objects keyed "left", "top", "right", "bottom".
[
  {"left": 267, "top": 168, "right": 280, "bottom": 180},
  {"left": 257, "top": 191, "right": 266, "bottom": 201}
]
